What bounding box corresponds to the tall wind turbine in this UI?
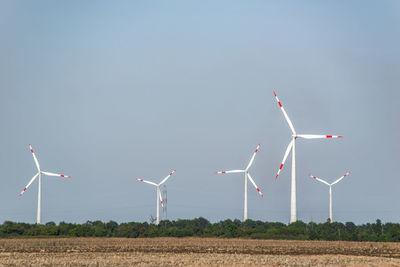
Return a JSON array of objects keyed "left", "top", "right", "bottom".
[
  {"left": 309, "top": 171, "right": 351, "bottom": 222},
  {"left": 215, "top": 144, "right": 263, "bottom": 221},
  {"left": 136, "top": 170, "right": 176, "bottom": 225},
  {"left": 273, "top": 91, "right": 342, "bottom": 223},
  {"left": 18, "top": 144, "right": 71, "bottom": 224}
]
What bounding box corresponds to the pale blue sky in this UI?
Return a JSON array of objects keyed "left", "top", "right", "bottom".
[{"left": 0, "top": 1, "right": 399, "bottom": 224}]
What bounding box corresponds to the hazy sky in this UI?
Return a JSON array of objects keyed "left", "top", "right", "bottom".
[{"left": 0, "top": 1, "right": 399, "bottom": 224}]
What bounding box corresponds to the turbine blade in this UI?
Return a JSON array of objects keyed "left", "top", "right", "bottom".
[
  {"left": 246, "top": 143, "right": 261, "bottom": 170},
  {"left": 215, "top": 170, "right": 245, "bottom": 174},
  {"left": 297, "top": 134, "right": 343, "bottom": 139},
  {"left": 331, "top": 171, "right": 351, "bottom": 185},
  {"left": 42, "top": 171, "right": 71, "bottom": 178},
  {"left": 159, "top": 169, "right": 176, "bottom": 185},
  {"left": 275, "top": 140, "right": 294, "bottom": 180},
  {"left": 158, "top": 188, "right": 164, "bottom": 208},
  {"left": 29, "top": 144, "right": 40, "bottom": 171},
  {"left": 136, "top": 178, "right": 157, "bottom": 186},
  {"left": 273, "top": 91, "right": 296, "bottom": 134},
  {"left": 247, "top": 172, "right": 263, "bottom": 197},
  {"left": 309, "top": 174, "right": 330, "bottom": 186},
  {"left": 18, "top": 173, "right": 39, "bottom": 196}
]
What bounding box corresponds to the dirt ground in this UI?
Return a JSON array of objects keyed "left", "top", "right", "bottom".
[{"left": 0, "top": 237, "right": 400, "bottom": 266}]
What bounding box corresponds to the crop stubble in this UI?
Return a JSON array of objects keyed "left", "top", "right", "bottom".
[{"left": 0, "top": 238, "right": 400, "bottom": 266}]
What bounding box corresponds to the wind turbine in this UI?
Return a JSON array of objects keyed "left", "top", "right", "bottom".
[
  {"left": 273, "top": 91, "right": 342, "bottom": 223},
  {"left": 215, "top": 144, "right": 263, "bottom": 221},
  {"left": 309, "top": 171, "right": 351, "bottom": 222},
  {"left": 18, "top": 144, "right": 71, "bottom": 224},
  {"left": 136, "top": 170, "right": 176, "bottom": 225}
]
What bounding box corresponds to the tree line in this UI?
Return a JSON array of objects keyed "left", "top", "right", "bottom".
[{"left": 0, "top": 218, "right": 399, "bottom": 242}]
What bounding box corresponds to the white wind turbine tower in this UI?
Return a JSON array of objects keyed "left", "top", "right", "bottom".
[
  {"left": 215, "top": 144, "right": 263, "bottom": 221},
  {"left": 273, "top": 91, "right": 342, "bottom": 223},
  {"left": 136, "top": 170, "right": 176, "bottom": 225},
  {"left": 18, "top": 144, "right": 71, "bottom": 224},
  {"left": 309, "top": 171, "right": 351, "bottom": 222}
]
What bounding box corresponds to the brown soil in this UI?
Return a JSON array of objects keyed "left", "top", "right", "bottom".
[{"left": 0, "top": 237, "right": 399, "bottom": 266}]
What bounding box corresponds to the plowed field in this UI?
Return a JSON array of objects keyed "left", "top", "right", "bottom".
[{"left": 0, "top": 237, "right": 400, "bottom": 266}]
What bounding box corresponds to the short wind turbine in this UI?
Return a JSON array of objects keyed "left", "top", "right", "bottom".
[
  {"left": 136, "top": 170, "right": 176, "bottom": 225},
  {"left": 215, "top": 144, "right": 263, "bottom": 221},
  {"left": 273, "top": 91, "right": 342, "bottom": 223},
  {"left": 19, "top": 144, "right": 71, "bottom": 224},
  {"left": 309, "top": 171, "right": 351, "bottom": 222}
]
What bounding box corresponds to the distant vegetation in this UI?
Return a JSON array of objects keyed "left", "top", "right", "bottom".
[{"left": 0, "top": 218, "right": 399, "bottom": 242}]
